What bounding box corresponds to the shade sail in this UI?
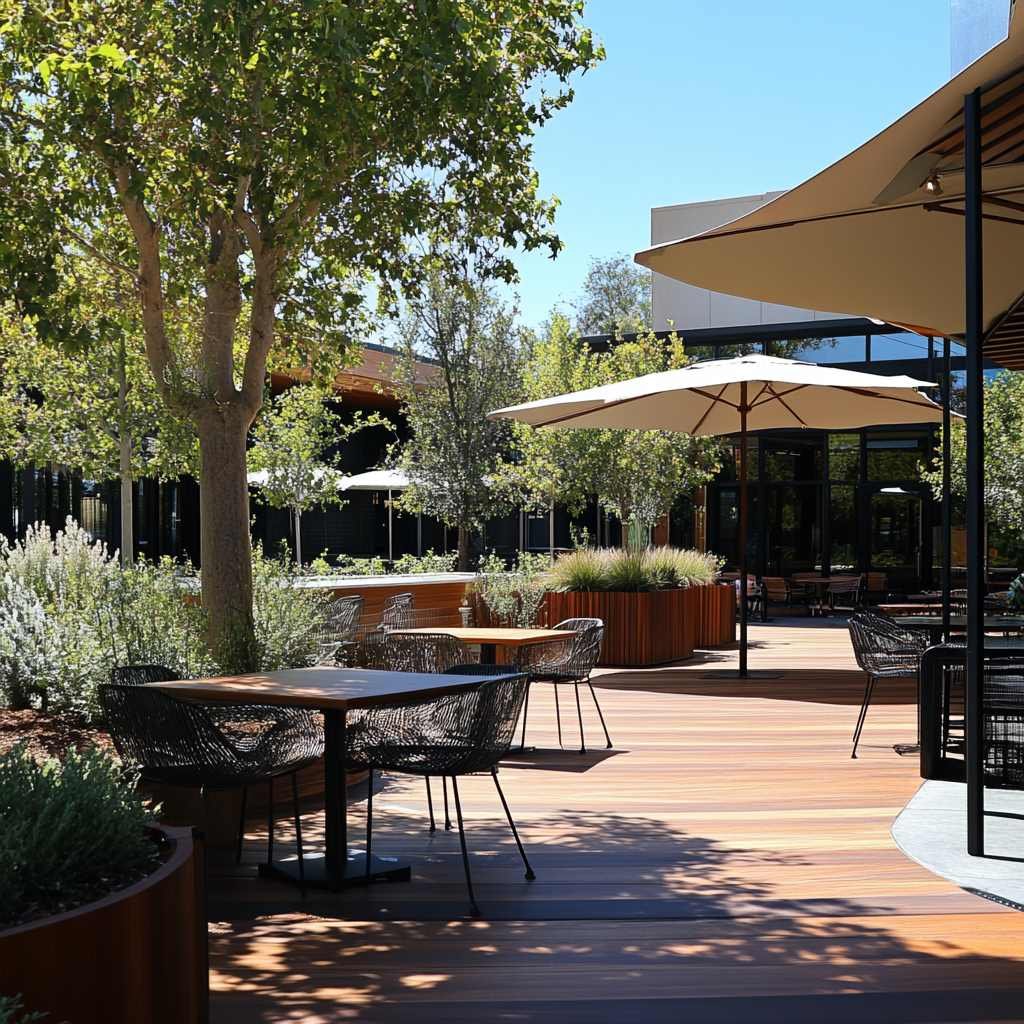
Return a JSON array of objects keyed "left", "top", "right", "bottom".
[
  {"left": 634, "top": 15, "right": 1024, "bottom": 363},
  {"left": 490, "top": 354, "right": 943, "bottom": 434},
  {"left": 340, "top": 469, "right": 410, "bottom": 491}
]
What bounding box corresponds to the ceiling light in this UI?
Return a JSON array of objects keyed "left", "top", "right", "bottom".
[{"left": 923, "top": 174, "right": 943, "bottom": 196}]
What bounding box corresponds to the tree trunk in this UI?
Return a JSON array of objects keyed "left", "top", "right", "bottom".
[
  {"left": 293, "top": 506, "right": 302, "bottom": 567},
  {"left": 119, "top": 435, "right": 134, "bottom": 568},
  {"left": 457, "top": 526, "right": 471, "bottom": 572},
  {"left": 196, "top": 405, "right": 255, "bottom": 670}
]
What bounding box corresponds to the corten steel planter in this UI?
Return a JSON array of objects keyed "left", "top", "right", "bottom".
[
  {"left": 0, "top": 825, "right": 209, "bottom": 1024},
  {"left": 542, "top": 583, "right": 735, "bottom": 667}
]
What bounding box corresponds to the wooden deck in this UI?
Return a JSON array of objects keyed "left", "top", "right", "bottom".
[{"left": 208, "top": 622, "right": 1024, "bottom": 1022}]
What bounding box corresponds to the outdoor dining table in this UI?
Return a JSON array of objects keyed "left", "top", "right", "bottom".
[
  {"left": 152, "top": 666, "right": 507, "bottom": 891},
  {"left": 789, "top": 574, "right": 860, "bottom": 616},
  {"left": 388, "top": 626, "right": 575, "bottom": 665},
  {"left": 891, "top": 615, "right": 1024, "bottom": 645}
]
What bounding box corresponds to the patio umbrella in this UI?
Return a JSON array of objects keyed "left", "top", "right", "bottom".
[
  {"left": 340, "top": 469, "right": 411, "bottom": 562},
  {"left": 491, "top": 353, "right": 943, "bottom": 678}
]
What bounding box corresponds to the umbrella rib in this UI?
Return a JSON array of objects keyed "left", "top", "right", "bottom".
[
  {"left": 748, "top": 383, "right": 809, "bottom": 409},
  {"left": 764, "top": 384, "right": 808, "bottom": 426},
  {"left": 833, "top": 386, "right": 941, "bottom": 410},
  {"left": 689, "top": 384, "right": 734, "bottom": 434}
]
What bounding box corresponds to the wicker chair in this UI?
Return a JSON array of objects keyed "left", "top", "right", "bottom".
[
  {"left": 347, "top": 670, "right": 533, "bottom": 916},
  {"left": 315, "top": 595, "right": 364, "bottom": 665},
  {"left": 380, "top": 592, "right": 414, "bottom": 631},
  {"left": 110, "top": 664, "right": 179, "bottom": 687},
  {"left": 515, "top": 618, "right": 607, "bottom": 754},
  {"left": 847, "top": 610, "right": 929, "bottom": 758},
  {"left": 99, "top": 683, "right": 323, "bottom": 894}
]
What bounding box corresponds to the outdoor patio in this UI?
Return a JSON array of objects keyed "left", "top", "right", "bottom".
[{"left": 206, "top": 621, "right": 1024, "bottom": 1022}]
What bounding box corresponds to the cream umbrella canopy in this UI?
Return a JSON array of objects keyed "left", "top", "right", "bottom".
[{"left": 491, "top": 353, "right": 943, "bottom": 677}]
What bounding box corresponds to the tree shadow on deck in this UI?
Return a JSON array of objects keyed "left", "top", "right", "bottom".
[{"left": 208, "top": 803, "right": 1024, "bottom": 1023}]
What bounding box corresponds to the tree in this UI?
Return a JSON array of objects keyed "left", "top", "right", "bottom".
[
  {"left": 575, "top": 254, "right": 652, "bottom": 336},
  {"left": 512, "top": 323, "right": 721, "bottom": 545},
  {"left": 0, "top": 284, "right": 197, "bottom": 565},
  {"left": 393, "top": 269, "right": 524, "bottom": 571},
  {"left": 0, "top": 1, "right": 602, "bottom": 664},
  {"left": 924, "top": 370, "right": 1024, "bottom": 536},
  {"left": 506, "top": 312, "right": 603, "bottom": 548},
  {"left": 248, "top": 384, "right": 382, "bottom": 566}
]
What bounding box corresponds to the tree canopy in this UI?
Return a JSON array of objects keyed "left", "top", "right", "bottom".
[
  {"left": 575, "top": 254, "right": 652, "bottom": 336},
  {"left": 392, "top": 268, "right": 524, "bottom": 570},
  {"left": 0, "top": 0, "right": 601, "bottom": 662}
]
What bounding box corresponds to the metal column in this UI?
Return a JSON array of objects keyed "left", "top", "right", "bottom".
[
  {"left": 941, "top": 335, "right": 952, "bottom": 642},
  {"left": 964, "top": 87, "right": 985, "bottom": 857}
]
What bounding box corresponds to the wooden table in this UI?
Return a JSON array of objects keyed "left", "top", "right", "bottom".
[
  {"left": 153, "top": 666, "right": 506, "bottom": 891},
  {"left": 389, "top": 626, "right": 575, "bottom": 664},
  {"left": 892, "top": 614, "right": 1024, "bottom": 644}
]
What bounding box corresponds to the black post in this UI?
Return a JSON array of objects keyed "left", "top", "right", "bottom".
[
  {"left": 964, "top": 88, "right": 985, "bottom": 857},
  {"left": 942, "top": 335, "right": 952, "bottom": 642},
  {"left": 739, "top": 382, "right": 749, "bottom": 678}
]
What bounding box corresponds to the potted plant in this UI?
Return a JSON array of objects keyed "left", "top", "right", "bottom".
[{"left": 0, "top": 745, "right": 208, "bottom": 1024}]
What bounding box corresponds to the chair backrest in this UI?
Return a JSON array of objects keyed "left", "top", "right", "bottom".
[
  {"left": 847, "top": 610, "right": 927, "bottom": 675},
  {"left": 554, "top": 618, "right": 605, "bottom": 675},
  {"left": 379, "top": 592, "right": 414, "bottom": 631},
  {"left": 865, "top": 572, "right": 887, "bottom": 594},
  {"left": 828, "top": 575, "right": 862, "bottom": 595},
  {"left": 110, "top": 664, "right": 180, "bottom": 686},
  {"left": 324, "top": 595, "right": 364, "bottom": 641},
  {"left": 382, "top": 631, "right": 469, "bottom": 673},
  {"left": 950, "top": 589, "right": 969, "bottom": 616},
  {"left": 432, "top": 673, "right": 529, "bottom": 772},
  {"left": 762, "top": 577, "right": 788, "bottom": 601},
  {"left": 98, "top": 683, "right": 235, "bottom": 775}
]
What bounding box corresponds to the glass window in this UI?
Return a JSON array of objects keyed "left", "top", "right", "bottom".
[
  {"left": 764, "top": 484, "right": 821, "bottom": 575},
  {"left": 830, "top": 484, "right": 857, "bottom": 571},
  {"left": 717, "top": 437, "right": 759, "bottom": 482},
  {"left": 866, "top": 432, "right": 930, "bottom": 480},
  {"left": 763, "top": 438, "right": 823, "bottom": 482},
  {"left": 789, "top": 335, "right": 867, "bottom": 363},
  {"left": 869, "top": 331, "right": 931, "bottom": 360},
  {"left": 828, "top": 433, "right": 860, "bottom": 481}
]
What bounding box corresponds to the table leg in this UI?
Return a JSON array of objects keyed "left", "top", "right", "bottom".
[
  {"left": 257, "top": 707, "right": 411, "bottom": 890},
  {"left": 480, "top": 643, "right": 497, "bottom": 665}
]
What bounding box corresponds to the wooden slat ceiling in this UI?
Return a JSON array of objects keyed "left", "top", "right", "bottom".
[{"left": 917, "top": 66, "right": 1024, "bottom": 370}]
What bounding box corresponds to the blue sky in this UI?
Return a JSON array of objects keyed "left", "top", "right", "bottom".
[{"left": 511, "top": 1, "right": 951, "bottom": 331}]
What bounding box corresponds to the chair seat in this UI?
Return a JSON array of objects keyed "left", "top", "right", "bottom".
[
  {"left": 139, "top": 753, "right": 321, "bottom": 789},
  {"left": 350, "top": 743, "right": 482, "bottom": 776}
]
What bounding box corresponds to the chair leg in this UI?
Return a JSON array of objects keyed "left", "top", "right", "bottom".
[
  {"left": 266, "top": 776, "right": 274, "bottom": 867},
  {"left": 851, "top": 675, "right": 877, "bottom": 759},
  {"left": 574, "top": 681, "right": 587, "bottom": 754},
  {"left": 450, "top": 776, "right": 480, "bottom": 917},
  {"left": 426, "top": 776, "right": 436, "bottom": 833},
  {"left": 365, "top": 767, "right": 373, "bottom": 880},
  {"left": 519, "top": 682, "right": 531, "bottom": 751},
  {"left": 491, "top": 768, "right": 535, "bottom": 880},
  {"left": 442, "top": 775, "right": 452, "bottom": 831},
  {"left": 236, "top": 784, "right": 248, "bottom": 864},
  {"left": 554, "top": 685, "right": 563, "bottom": 748},
  {"left": 291, "top": 772, "right": 306, "bottom": 898},
  {"left": 587, "top": 680, "right": 613, "bottom": 749}
]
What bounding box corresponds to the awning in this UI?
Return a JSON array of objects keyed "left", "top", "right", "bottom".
[{"left": 635, "top": 14, "right": 1024, "bottom": 368}]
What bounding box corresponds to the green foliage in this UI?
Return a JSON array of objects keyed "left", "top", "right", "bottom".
[
  {"left": 924, "top": 370, "right": 1024, "bottom": 537},
  {"left": 306, "top": 550, "right": 458, "bottom": 576},
  {"left": 547, "top": 547, "right": 722, "bottom": 593},
  {"left": 511, "top": 320, "right": 722, "bottom": 535},
  {"left": 574, "top": 253, "right": 652, "bottom": 336},
  {"left": 250, "top": 545, "right": 330, "bottom": 672},
  {"left": 472, "top": 552, "right": 552, "bottom": 627},
  {"left": 393, "top": 268, "right": 526, "bottom": 568},
  {"left": 0, "top": 994, "right": 47, "bottom": 1024},
  {"left": 0, "top": 744, "right": 158, "bottom": 928},
  {"left": 392, "top": 550, "right": 459, "bottom": 575}
]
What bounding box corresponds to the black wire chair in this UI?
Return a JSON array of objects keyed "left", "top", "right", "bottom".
[
  {"left": 315, "top": 595, "right": 364, "bottom": 665},
  {"left": 110, "top": 664, "right": 180, "bottom": 687},
  {"left": 379, "top": 592, "right": 414, "bottom": 631},
  {"left": 99, "top": 683, "right": 323, "bottom": 895},
  {"left": 847, "top": 610, "right": 929, "bottom": 758},
  {"left": 514, "top": 618, "right": 608, "bottom": 753},
  {"left": 347, "top": 670, "right": 533, "bottom": 917}
]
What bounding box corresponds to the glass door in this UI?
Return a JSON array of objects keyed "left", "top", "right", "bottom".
[{"left": 870, "top": 490, "right": 923, "bottom": 590}]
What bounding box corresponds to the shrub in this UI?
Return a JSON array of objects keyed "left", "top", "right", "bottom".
[
  {"left": 472, "top": 552, "right": 551, "bottom": 627},
  {"left": 392, "top": 550, "right": 459, "bottom": 574},
  {"left": 0, "top": 744, "right": 159, "bottom": 928},
  {"left": 0, "top": 995, "right": 46, "bottom": 1024},
  {"left": 547, "top": 546, "right": 722, "bottom": 593},
  {"left": 251, "top": 545, "right": 331, "bottom": 671}
]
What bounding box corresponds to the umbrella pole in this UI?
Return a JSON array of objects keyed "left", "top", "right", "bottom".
[
  {"left": 388, "top": 489, "right": 394, "bottom": 564},
  {"left": 739, "top": 383, "right": 749, "bottom": 678}
]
